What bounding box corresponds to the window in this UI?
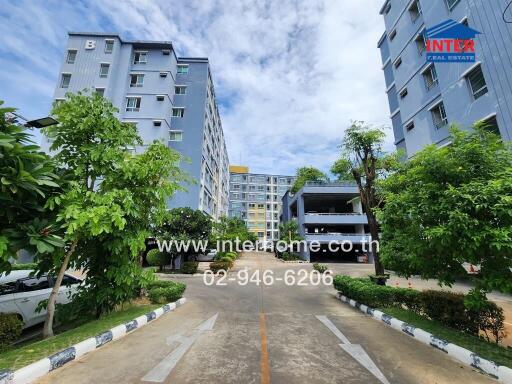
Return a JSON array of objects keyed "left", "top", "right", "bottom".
[
  {"left": 389, "top": 29, "right": 397, "bottom": 41},
  {"left": 18, "top": 276, "right": 50, "bottom": 292},
  {"left": 172, "top": 108, "right": 184, "bottom": 118},
  {"left": 130, "top": 74, "right": 144, "bottom": 87},
  {"left": 156, "top": 95, "right": 165, "bottom": 101},
  {"left": 60, "top": 73, "right": 71, "bottom": 88},
  {"left": 95, "top": 87, "right": 105, "bottom": 96},
  {"left": 481, "top": 115, "right": 500, "bottom": 135},
  {"left": 99, "top": 63, "right": 110, "bottom": 78},
  {"left": 394, "top": 57, "right": 402, "bottom": 69},
  {"left": 153, "top": 120, "right": 162, "bottom": 127},
  {"left": 384, "top": 2, "right": 391, "bottom": 15},
  {"left": 159, "top": 72, "right": 168, "bottom": 78},
  {"left": 415, "top": 32, "right": 426, "bottom": 55},
  {"left": 177, "top": 64, "right": 189, "bottom": 74},
  {"left": 431, "top": 102, "right": 448, "bottom": 129},
  {"left": 66, "top": 49, "right": 77, "bottom": 64},
  {"left": 133, "top": 51, "right": 147, "bottom": 64},
  {"left": 405, "top": 121, "right": 415, "bottom": 131},
  {"left": 175, "top": 86, "right": 187, "bottom": 95},
  {"left": 126, "top": 97, "right": 141, "bottom": 112},
  {"left": 169, "top": 131, "right": 183, "bottom": 141},
  {"left": 104, "top": 39, "right": 114, "bottom": 54},
  {"left": 409, "top": 0, "right": 421, "bottom": 22},
  {"left": 466, "top": 65, "right": 488, "bottom": 100},
  {"left": 162, "top": 49, "right": 171, "bottom": 55},
  {"left": 446, "top": 0, "right": 461, "bottom": 11},
  {"left": 399, "top": 88, "right": 408, "bottom": 99},
  {"left": 422, "top": 64, "right": 438, "bottom": 90}
]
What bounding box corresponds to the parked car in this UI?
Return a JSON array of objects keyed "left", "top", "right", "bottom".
[
  {"left": 0, "top": 270, "right": 82, "bottom": 328},
  {"left": 195, "top": 249, "right": 217, "bottom": 262}
]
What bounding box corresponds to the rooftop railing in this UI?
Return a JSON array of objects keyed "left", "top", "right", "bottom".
[
  {"left": 305, "top": 212, "right": 362, "bottom": 216},
  {"left": 304, "top": 181, "right": 357, "bottom": 187}
]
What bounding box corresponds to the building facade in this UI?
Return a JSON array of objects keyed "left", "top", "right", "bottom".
[
  {"left": 281, "top": 182, "right": 371, "bottom": 262},
  {"left": 47, "top": 32, "right": 229, "bottom": 219},
  {"left": 378, "top": 0, "right": 512, "bottom": 157},
  {"left": 229, "top": 166, "right": 295, "bottom": 242}
]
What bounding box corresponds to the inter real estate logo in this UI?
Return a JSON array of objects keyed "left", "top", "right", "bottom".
[{"left": 425, "top": 19, "right": 481, "bottom": 63}]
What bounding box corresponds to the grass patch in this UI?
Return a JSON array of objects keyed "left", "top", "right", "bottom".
[
  {"left": 381, "top": 306, "right": 512, "bottom": 368},
  {"left": 0, "top": 302, "right": 159, "bottom": 371}
]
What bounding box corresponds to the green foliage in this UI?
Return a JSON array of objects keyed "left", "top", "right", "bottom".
[
  {"left": 211, "top": 216, "right": 256, "bottom": 245},
  {"left": 0, "top": 101, "right": 64, "bottom": 272},
  {"left": 312, "top": 263, "right": 328, "bottom": 273},
  {"left": 146, "top": 249, "right": 172, "bottom": 271},
  {"left": 147, "top": 281, "right": 186, "bottom": 305},
  {"left": 156, "top": 208, "right": 212, "bottom": 264},
  {"left": 10, "top": 263, "right": 37, "bottom": 271},
  {"left": 181, "top": 261, "right": 199, "bottom": 274},
  {"left": 40, "top": 91, "right": 187, "bottom": 320},
  {"left": 278, "top": 221, "right": 302, "bottom": 242},
  {"left": 278, "top": 252, "right": 302, "bottom": 261},
  {"left": 378, "top": 125, "right": 512, "bottom": 300},
  {"left": 333, "top": 275, "right": 505, "bottom": 342},
  {"left": 331, "top": 121, "right": 400, "bottom": 277},
  {"left": 0, "top": 313, "right": 23, "bottom": 351},
  {"left": 209, "top": 261, "right": 232, "bottom": 273},
  {"left": 290, "top": 167, "right": 328, "bottom": 194}
]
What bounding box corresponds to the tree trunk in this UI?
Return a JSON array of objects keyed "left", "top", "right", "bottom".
[
  {"left": 42, "top": 240, "right": 77, "bottom": 339},
  {"left": 367, "top": 214, "right": 384, "bottom": 276}
]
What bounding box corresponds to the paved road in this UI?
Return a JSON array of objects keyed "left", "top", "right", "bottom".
[{"left": 37, "top": 252, "right": 495, "bottom": 384}]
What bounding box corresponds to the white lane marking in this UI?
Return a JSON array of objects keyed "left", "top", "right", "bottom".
[
  {"left": 142, "top": 313, "right": 218, "bottom": 382},
  {"left": 316, "top": 315, "right": 351, "bottom": 344},
  {"left": 316, "top": 315, "right": 390, "bottom": 384}
]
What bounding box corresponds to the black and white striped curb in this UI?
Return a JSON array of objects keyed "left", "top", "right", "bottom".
[
  {"left": 0, "top": 298, "right": 186, "bottom": 384},
  {"left": 337, "top": 293, "right": 512, "bottom": 383}
]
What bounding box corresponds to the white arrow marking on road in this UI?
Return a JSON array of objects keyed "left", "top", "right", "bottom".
[
  {"left": 142, "top": 313, "right": 219, "bottom": 383},
  {"left": 316, "top": 315, "right": 390, "bottom": 384}
]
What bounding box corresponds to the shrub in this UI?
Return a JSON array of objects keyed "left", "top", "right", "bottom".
[
  {"left": 313, "top": 263, "right": 328, "bottom": 273},
  {"left": 10, "top": 263, "right": 37, "bottom": 271},
  {"left": 0, "top": 313, "right": 23, "bottom": 351},
  {"left": 279, "top": 252, "right": 302, "bottom": 261},
  {"left": 226, "top": 252, "right": 238, "bottom": 260},
  {"left": 147, "top": 281, "right": 186, "bottom": 304},
  {"left": 333, "top": 275, "right": 505, "bottom": 342},
  {"left": 182, "top": 261, "right": 198, "bottom": 274},
  {"left": 220, "top": 256, "right": 234, "bottom": 263},
  {"left": 146, "top": 249, "right": 172, "bottom": 271},
  {"left": 209, "top": 261, "right": 232, "bottom": 273}
]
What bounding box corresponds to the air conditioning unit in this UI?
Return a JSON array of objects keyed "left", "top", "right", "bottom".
[
  {"left": 153, "top": 120, "right": 162, "bottom": 127},
  {"left": 160, "top": 72, "right": 167, "bottom": 78},
  {"left": 156, "top": 95, "right": 165, "bottom": 101},
  {"left": 162, "top": 49, "right": 171, "bottom": 55}
]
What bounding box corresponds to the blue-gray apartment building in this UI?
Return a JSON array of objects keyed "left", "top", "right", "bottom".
[
  {"left": 46, "top": 32, "right": 229, "bottom": 219},
  {"left": 378, "top": 0, "right": 512, "bottom": 157}
]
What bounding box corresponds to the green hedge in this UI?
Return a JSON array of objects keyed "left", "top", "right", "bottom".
[
  {"left": 333, "top": 275, "right": 505, "bottom": 343},
  {"left": 0, "top": 314, "right": 23, "bottom": 352},
  {"left": 10, "top": 263, "right": 37, "bottom": 271},
  {"left": 147, "top": 280, "right": 186, "bottom": 305},
  {"left": 312, "top": 263, "right": 328, "bottom": 273},
  {"left": 181, "top": 261, "right": 198, "bottom": 274}
]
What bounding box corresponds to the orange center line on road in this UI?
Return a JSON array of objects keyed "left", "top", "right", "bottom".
[{"left": 259, "top": 312, "right": 270, "bottom": 384}]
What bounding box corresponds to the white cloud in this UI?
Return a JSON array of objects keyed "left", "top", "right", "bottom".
[{"left": 0, "top": 0, "right": 392, "bottom": 176}]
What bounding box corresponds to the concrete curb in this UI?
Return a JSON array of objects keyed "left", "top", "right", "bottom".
[
  {"left": 337, "top": 293, "right": 512, "bottom": 383},
  {"left": 0, "top": 298, "right": 187, "bottom": 384}
]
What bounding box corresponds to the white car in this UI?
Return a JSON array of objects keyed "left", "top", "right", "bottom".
[
  {"left": 195, "top": 249, "right": 217, "bottom": 261},
  {"left": 0, "top": 270, "right": 82, "bottom": 328}
]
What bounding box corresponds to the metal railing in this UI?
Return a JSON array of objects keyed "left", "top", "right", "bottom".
[
  {"left": 304, "top": 181, "right": 357, "bottom": 187},
  {"left": 305, "top": 212, "right": 363, "bottom": 216}
]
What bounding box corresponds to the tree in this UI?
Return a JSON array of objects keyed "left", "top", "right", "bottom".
[
  {"left": 0, "top": 101, "right": 64, "bottom": 272},
  {"left": 331, "top": 121, "right": 399, "bottom": 278},
  {"left": 40, "top": 91, "right": 185, "bottom": 336},
  {"left": 211, "top": 217, "right": 256, "bottom": 245},
  {"left": 156, "top": 208, "right": 212, "bottom": 267},
  {"left": 278, "top": 221, "right": 302, "bottom": 242},
  {"left": 378, "top": 125, "right": 512, "bottom": 302},
  {"left": 290, "top": 167, "right": 328, "bottom": 194}
]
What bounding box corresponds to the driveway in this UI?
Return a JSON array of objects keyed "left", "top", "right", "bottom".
[{"left": 37, "top": 252, "right": 496, "bottom": 384}]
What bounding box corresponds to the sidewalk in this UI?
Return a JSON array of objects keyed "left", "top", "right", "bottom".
[{"left": 325, "top": 262, "right": 512, "bottom": 347}]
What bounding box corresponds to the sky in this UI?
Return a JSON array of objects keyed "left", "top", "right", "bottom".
[{"left": 0, "top": 0, "right": 392, "bottom": 176}]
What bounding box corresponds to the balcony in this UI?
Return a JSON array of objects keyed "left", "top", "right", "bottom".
[
  {"left": 304, "top": 212, "right": 368, "bottom": 225},
  {"left": 305, "top": 233, "right": 372, "bottom": 243}
]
